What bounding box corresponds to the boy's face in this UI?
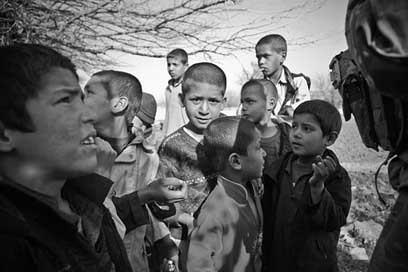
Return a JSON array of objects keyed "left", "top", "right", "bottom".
[
  {"left": 256, "top": 43, "right": 284, "bottom": 78},
  {"left": 240, "top": 129, "right": 266, "bottom": 180},
  {"left": 167, "top": 57, "right": 188, "bottom": 81},
  {"left": 290, "top": 113, "right": 330, "bottom": 158},
  {"left": 6, "top": 67, "right": 97, "bottom": 179},
  {"left": 240, "top": 84, "right": 268, "bottom": 124},
  {"left": 84, "top": 75, "right": 112, "bottom": 128},
  {"left": 181, "top": 81, "right": 225, "bottom": 133}
]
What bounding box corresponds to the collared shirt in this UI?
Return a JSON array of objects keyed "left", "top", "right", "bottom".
[
  {"left": 163, "top": 80, "right": 188, "bottom": 136},
  {"left": 272, "top": 69, "right": 310, "bottom": 115}
]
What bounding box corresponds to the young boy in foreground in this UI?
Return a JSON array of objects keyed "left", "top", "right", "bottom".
[
  {"left": 262, "top": 100, "right": 352, "bottom": 272},
  {"left": 187, "top": 116, "right": 265, "bottom": 272},
  {"left": 157, "top": 62, "right": 227, "bottom": 268}
]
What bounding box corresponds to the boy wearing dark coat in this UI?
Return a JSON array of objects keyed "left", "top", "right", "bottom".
[{"left": 262, "top": 99, "right": 351, "bottom": 272}]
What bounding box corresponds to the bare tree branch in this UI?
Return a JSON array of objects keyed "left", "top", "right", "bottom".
[{"left": 0, "top": 0, "right": 326, "bottom": 69}]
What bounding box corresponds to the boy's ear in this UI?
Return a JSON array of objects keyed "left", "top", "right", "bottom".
[
  {"left": 324, "top": 131, "right": 339, "bottom": 147},
  {"left": 228, "top": 153, "right": 242, "bottom": 170},
  {"left": 280, "top": 51, "right": 287, "bottom": 64},
  {"left": 111, "top": 96, "right": 129, "bottom": 114},
  {"left": 178, "top": 93, "right": 185, "bottom": 107},
  {"left": 0, "top": 122, "right": 15, "bottom": 152},
  {"left": 267, "top": 97, "right": 276, "bottom": 112},
  {"left": 221, "top": 97, "right": 227, "bottom": 111}
]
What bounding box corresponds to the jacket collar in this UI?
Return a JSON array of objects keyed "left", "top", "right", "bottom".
[{"left": 218, "top": 175, "right": 250, "bottom": 206}]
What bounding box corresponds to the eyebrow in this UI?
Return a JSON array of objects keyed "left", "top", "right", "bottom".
[{"left": 50, "top": 88, "right": 83, "bottom": 100}]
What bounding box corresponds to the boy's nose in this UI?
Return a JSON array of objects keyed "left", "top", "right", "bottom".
[
  {"left": 199, "top": 101, "right": 209, "bottom": 113},
  {"left": 81, "top": 103, "right": 97, "bottom": 124}
]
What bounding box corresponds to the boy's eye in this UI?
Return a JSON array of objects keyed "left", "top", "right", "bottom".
[
  {"left": 303, "top": 125, "right": 313, "bottom": 132},
  {"left": 209, "top": 99, "right": 220, "bottom": 105},
  {"left": 57, "top": 96, "right": 72, "bottom": 104}
]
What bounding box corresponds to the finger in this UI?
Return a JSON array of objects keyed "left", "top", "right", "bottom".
[
  {"left": 161, "top": 177, "right": 185, "bottom": 186},
  {"left": 323, "top": 156, "right": 337, "bottom": 172}
]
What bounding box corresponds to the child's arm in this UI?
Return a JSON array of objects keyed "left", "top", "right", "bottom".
[
  {"left": 187, "top": 214, "right": 223, "bottom": 272},
  {"left": 308, "top": 155, "right": 352, "bottom": 231}
]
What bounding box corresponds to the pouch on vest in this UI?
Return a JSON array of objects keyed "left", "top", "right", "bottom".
[{"left": 329, "top": 50, "right": 405, "bottom": 152}]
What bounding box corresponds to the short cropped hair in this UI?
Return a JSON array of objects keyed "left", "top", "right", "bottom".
[
  {"left": 182, "top": 62, "right": 227, "bottom": 96},
  {"left": 258, "top": 79, "right": 278, "bottom": 100},
  {"left": 241, "top": 79, "right": 264, "bottom": 96},
  {"left": 256, "top": 34, "right": 287, "bottom": 55},
  {"left": 92, "top": 70, "right": 143, "bottom": 125},
  {"left": 167, "top": 48, "right": 188, "bottom": 64},
  {"left": 294, "top": 100, "right": 342, "bottom": 136},
  {"left": 203, "top": 116, "right": 257, "bottom": 172},
  {"left": 0, "top": 44, "right": 78, "bottom": 132}
]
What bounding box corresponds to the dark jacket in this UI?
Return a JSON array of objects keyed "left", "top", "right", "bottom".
[
  {"left": 262, "top": 149, "right": 351, "bottom": 272},
  {"left": 0, "top": 174, "right": 148, "bottom": 272}
]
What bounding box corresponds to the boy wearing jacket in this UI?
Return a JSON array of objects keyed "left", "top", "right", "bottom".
[{"left": 262, "top": 99, "right": 351, "bottom": 272}]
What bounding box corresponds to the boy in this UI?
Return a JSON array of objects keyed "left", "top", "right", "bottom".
[
  {"left": 255, "top": 34, "right": 310, "bottom": 120},
  {"left": 157, "top": 62, "right": 227, "bottom": 267},
  {"left": 84, "top": 72, "right": 178, "bottom": 271},
  {"left": 240, "top": 79, "right": 291, "bottom": 170},
  {"left": 163, "top": 48, "right": 189, "bottom": 136},
  {"left": 0, "top": 44, "right": 186, "bottom": 272},
  {"left": 187, "top": 116, "right": 265, "bottom": 272},
  {"left": 262, "top": 100, "right": 352, "bottom": 272}
]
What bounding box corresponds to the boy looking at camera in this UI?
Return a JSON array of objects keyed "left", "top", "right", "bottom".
[
  {"left": 163, "top": 48, "right": 189, "bottom": 136},
  {"left": 157, "top": 62, "right": 227, "bottom": 269}
]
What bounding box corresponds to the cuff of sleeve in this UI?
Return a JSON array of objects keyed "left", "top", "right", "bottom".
[
  {"left": 307, "top": 188, "right": 327, "bottom": 212},
  {"left": 112, "top": 191, "right": 149, "bottom": 232}
]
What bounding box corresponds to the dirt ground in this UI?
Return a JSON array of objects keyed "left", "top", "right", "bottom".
[{"left": 331, "top": 117, "right": 396, "bottom": 272}]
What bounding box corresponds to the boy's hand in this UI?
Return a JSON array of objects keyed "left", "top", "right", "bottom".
[
  {"left": 94, "top": 137, "right": 117, "bottom": 178},
  {"left": 177, "top": 212, "right": 194, "bottom": 235},
  {"left": 138, "top": 178, "right": 187, "bottom": 204},
  {"left": 309, "top": 155, "right": 337, "bottom": 204}
]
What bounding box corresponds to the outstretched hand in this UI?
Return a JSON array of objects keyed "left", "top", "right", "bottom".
[
  {"left": 139, "top": 178, "right": 187, "bottom": 204},
  {"left": 309, "top": 155, "right": 337, "bottom": 203}
]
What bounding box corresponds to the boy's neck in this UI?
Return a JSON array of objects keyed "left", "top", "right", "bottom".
[
  {"left": 184, "top": 122, "right": 204, "bottom": 142},
  {"left": 267, "top": 66, "right": 283, "bottom": 84},
  {"left": 296, "top": 150, "right": 326, "bottom": 165},
  {"left": 219, "top": 169, "right": 247, "bottom": 186},
  {"left": 0, "top": 157, "right": 67, "bottom": 205},
  {"left": 256, "top": 117, "right": 278, "bottom": 138},
  {"left": 96, "top": 117, "right": 130, "bottom": 140},
  {"left": 170, "top": 77, "right": 183, "bottom": 87}
]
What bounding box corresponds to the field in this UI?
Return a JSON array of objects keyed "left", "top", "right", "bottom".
[{"left": 330, "top": 117, "right": 396, "bottom": 272}]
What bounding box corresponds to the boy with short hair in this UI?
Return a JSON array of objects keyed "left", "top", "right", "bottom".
[
  {"left": 255, "top": 34, "right": 310, "bottom": 120},
  {"left": 262, "top": 100, "right": 352, "bottom": 272},
  {"left": 84, "top": 72, "right": 176, "bottom": 272},
  {"left": 157, "top": 62, "right": 227, "bottom": 267},
  {"left": 0, "top": 43, "right": 185, "bottom": 272},
  {"left": 187, "top": 116, "right": 265, "bottom": 272},
  {"left": 240, "top": 79, "right": 291, "bottom": 171},
  {"left": 163, "top": 48, "right": 189, "bottom": 136}
]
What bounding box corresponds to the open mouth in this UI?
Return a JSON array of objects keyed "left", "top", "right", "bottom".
[
  {"left": 81, "top": 135, "right": 96, "bottom": 145},
  {"left": 291, "top": 142, "right": 302, "bottom": 148}
]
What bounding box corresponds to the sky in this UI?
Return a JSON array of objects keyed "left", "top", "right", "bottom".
[{"left": 97, "top": 0, "right": 349, "bottom": 107}]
